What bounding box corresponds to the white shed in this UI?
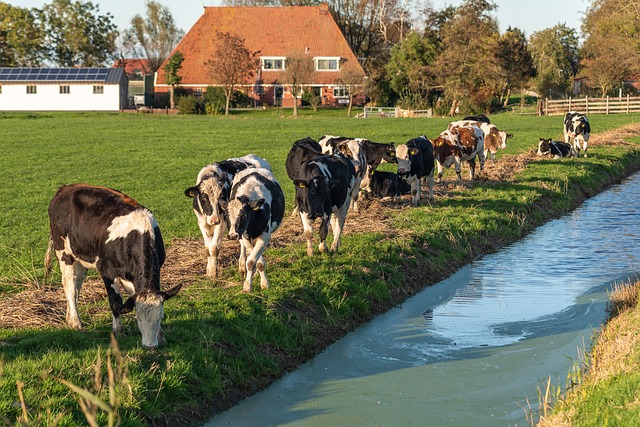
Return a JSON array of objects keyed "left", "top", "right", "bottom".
[{"left": 0, "top": 68, "right": 128, "bottom": 111}]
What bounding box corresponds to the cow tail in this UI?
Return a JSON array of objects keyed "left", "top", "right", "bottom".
[{"left": 44, "top": 236, "right": 54, "bottom": 285}]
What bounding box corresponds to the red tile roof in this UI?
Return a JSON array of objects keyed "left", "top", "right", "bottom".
[
  {"left": 155, "top": 4, "right": 365, "bottom": 87},
  {"left": 113, "top": 58, "right": 150, "bottom": 76}
]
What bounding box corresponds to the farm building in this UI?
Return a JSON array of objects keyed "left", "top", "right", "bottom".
[
  {"left": 154, "top": 3, "right": 366, "bottom": 108},
  {"left": 0, "top": 68, "right": 128, "bottom": 112}
]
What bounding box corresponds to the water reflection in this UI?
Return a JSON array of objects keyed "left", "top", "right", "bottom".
[{"left": 206, "top": 172, "right": 640, "bottom": 427}]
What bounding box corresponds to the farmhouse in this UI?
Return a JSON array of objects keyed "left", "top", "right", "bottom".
[
  {"left": 0, "top": 67, "right": 128, "bottom": 112},
  {"left": 154, "top": 3, "right": 366, "bottom": 108}
]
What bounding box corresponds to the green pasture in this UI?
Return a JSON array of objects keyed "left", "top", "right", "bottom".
[{"left": 1, "top": 109, "right": 640, "bottom": 425}]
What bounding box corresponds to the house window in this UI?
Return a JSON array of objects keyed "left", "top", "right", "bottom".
[
  {"left": 26, "top": 85, "right": 37, "bottom": 94},
  {"left": 262, "top": 57, "right": 285, "bottom": 71},
  {"left": 59, "top": 85, "right": 70, "bottom": 94},
  {"left": 93, "top": 85, "right": 104, "bottom": 94},
  {"left": 333, "top": 86, "right": 349, "bottom": 98},
  {"left": 194, "top": 88, "right": 203, "bottom": 97},
  {"left": 316, "top": 57, "right": 340, "bottom": 71}
]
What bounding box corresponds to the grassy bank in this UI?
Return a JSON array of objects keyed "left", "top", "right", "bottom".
[
  {"left": 1, "top": 110, "right": 640, "bottom": 425},
  {"left": 538, "top": 278, "right": 640, "bottom": 426}
]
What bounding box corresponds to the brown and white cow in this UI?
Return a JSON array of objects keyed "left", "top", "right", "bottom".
[
  {"left": 45, "top": 184, "right": 181, "bottom": 349},
  {"left": 449, "top": 120, "right": 511, "bottom": 163},
  {"left": 433, "top": 125, "right": 485, "bottom": 182}
]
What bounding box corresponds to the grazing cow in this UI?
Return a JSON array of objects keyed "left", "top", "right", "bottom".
[
  {"left": 396, "top": 136, "right": 435, "bottom": 206},
  {"left": 564, "top": 111, "right": 590, "bottom": 157},
  {"left": 45, "top": 184, "right": 181, "bottom": 349},
  {"left": 184, "top": 154, "right": 271, "bottom": 278},
  {"left": 291, "top": 154, "right": 356, "bottom": 256},
  {"left": 225, "top": 168, "right": 284, "bottom": 292},
  {"left": 537, "top": 138, "right": 576, "bottom": 158},
  {"left": 367, "top": 169, "right": 410, "bottom": 201},
  {"left": 463, "top": 114, "right": 490, "bottom": 124},
  {"left": 449, "top": 120, "right": 511, "bottom": 163},
  {"left": 433, "top": 125, "right": 485, "bottom": 182}
]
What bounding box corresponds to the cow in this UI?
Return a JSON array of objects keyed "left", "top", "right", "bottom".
[
  {"left": 358, "top": 139, "right": 397, "bottom": 194},
  {"left": 463, "top": 114, "right": 490, "bottom": 124},
  {"left": 318, "top": 135, "right": 351, "bottom": 155},
  {"left": 285, "top": 138, "right": 323, "bottom": 216},
  {"left": 537, "top": 138, "right": 576, "bottom": 158},
  {"left": 449, "top": 120, "right": 511, "bottom": 163},
  {"left": 44, "top": 184, "right": 181, "bottom": 349},
  {"left": 367, "top": 169, "right": 410, "bottom": 202},
  {"left": 225, "top": 168, "right": 285, "bottom": 292},
  {"left": 395, "top": 136, "right": 435, "bottom": 206},
  {"left": 291, "top": 154, "right": 356, "bottom": 256},
  {"left": 184, "top": 154, "right": 271, "bottom": 278},
  {"left": 564, "top": 111, "right": 590, "bottom": 157},
  {"left": 433, "top": 125, "right": 485, "bottom": 182}
]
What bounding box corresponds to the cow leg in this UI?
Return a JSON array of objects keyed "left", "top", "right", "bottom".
[
  {"left": 246, "top": 235, "right": 270, "bottom": 290},
  {"left": 468, "top": 159, "right": 476, "bottom": 180},
  {"left": 411, "top": 178, "right": 421, "bottom": 207},
  {"left": 454, "top": 158, "right": 462, "bottom": 181},
  {"left": 425, "top": 170, "right": 434, "bottom": 202},
  {"left": 59, "top": 259, "right": 86, "bottom": 330},
  {"left": 330, "top": 206, "right": 348, "bottom": 252},
  {"left": 204, "top": 223, "right": 226, "bottom": 277},
  {"left": 318, "top": 216, "right": 330, "bottom": 253},
  {"left": 240, "top": 238, "right": 254, "bottom": 292},
  {"left": 300, "top": 212, "right": 315, "bottom": 256},
  {"left": 577, "top": 136, "right": 588, "bottom": 158},
  {"left": 103, "top": 276, "right": 128, "bottom": 335},
  {"left": 479, "top": 152, "right": 485, "bottom": 171},
  {"left": 436, "top": 161, "right": 444, "bottom": 183},
  {"left": 238, "top": 237, "right": 247, "bottom": 275}
]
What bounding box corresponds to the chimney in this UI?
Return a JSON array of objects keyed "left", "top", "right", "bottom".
[{"left": 319, "top": 2, "right": 329, "bottom": 14}]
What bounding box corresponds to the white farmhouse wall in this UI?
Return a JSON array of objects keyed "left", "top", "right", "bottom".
[{"left": 0, "top": 83, "right": 123, "bottom": 111}]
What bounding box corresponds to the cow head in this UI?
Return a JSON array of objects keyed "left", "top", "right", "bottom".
[
  {"left": 338, "top": 139, "right": 365, "bottom": 173},
  {"left": 499, "top": 131, "right": 513, "bottom": 149},
  {"left": 395, "top": 144, "right": 419, "bottom": 175},
  {"left": 227, "top": 196, "right": 267, "bottom": 240},
  {"left": 119, "top": 284, "right": 182, "bottom": 349},
  {"left": 184, "top": 174, "right": 229, "bottom": 226},
  {"left": 537, "top": 138, "right": 552, "bottom": 156},
  {"left": 293, "top": 177, "right": 330, "bottom": 220},
  {"left": 431, "top": 131, "right": 457, "bottom": 164}
]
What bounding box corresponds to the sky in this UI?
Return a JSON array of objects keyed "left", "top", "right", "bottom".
[{"left": 9, "top": 0, "right": 589, "bottom": 37}]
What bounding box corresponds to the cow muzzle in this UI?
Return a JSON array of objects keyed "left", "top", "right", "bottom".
[
  {"left": 228, "top": 231, "right": 240, "bottom": 240},
  {"left": 206, "top": 216, "right": 220, "bottom": 226}
]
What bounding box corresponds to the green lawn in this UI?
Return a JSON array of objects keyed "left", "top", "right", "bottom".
[{"left": 1, "top": 109, "right": 640, "bottom": 425}]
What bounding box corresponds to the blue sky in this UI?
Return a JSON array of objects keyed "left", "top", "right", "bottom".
[{"left": 10, "top": 0, "right": 588, "bottom": 37}]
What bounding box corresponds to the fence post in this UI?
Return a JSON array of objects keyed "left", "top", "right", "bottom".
[
  {"left": 628, "top": 94, "right": 630, "bottom": 113},
  {"left": 568, "top": 97, "right": 572, "bottom": 111},
  {"left": 585, "top": 96, "right": 589, "bottom": 114},
  {"left": 606, "top": 96, "right": 609, "bottom": 114}
]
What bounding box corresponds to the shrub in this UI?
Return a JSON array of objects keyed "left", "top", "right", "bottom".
[{"left": 176, "top": 95, "right": 204, "bottom": 115}]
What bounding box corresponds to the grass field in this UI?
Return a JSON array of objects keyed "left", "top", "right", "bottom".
[{"left": 1, "top": 109, "right": 640, "bottom": 425}]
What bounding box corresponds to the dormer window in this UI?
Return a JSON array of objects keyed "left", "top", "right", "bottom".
[
  {"left": 262, "top": 57, "right": 285, "bottom": 71},
  {"left": 315, "top": 57, "right": 340, "bottom": 71}
]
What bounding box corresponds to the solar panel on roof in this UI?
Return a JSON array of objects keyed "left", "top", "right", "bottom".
[{"left": 0, "top": 67, "right": 117, "bottom": 82}]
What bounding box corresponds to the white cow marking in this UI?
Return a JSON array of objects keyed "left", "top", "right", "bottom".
[{"left": 106, "top": 210, "right": 157, "bottom": 244}]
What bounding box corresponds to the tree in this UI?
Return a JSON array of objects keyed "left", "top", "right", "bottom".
[
  {"left": 282, "top": 50, "right": 316, "bottom": 117},
  {"left": 529, "top": 24, "right": 580, "bottom": 98},
  {"left": 0, "top": 3, "right": 45, "bottom": 66},
  {"left": 493, "top": 27, "right": 534, "bottom": 107},
  {"left": 338, "top": 62, "right": 366, "bottom": 116},
  {"left": 40, "top": 0, "right": 118, "bottom": 67},
  {"left": 125, "top": 0, "right": 184, "bottom": 73},
  {"left": 385, "top": 31, "right": 437, "bottom": 103},
  {"left": 581, "top": 0, "right": 640, "bottom": 96},
  {"left": 205, "top": 31, "right": 261, "bottom": 116},
  {"left": 434, "top": 0, "right": 501, "bottom": 115},
  {"left": 164, "top": 51, "right": 184, "bottom": 109}
]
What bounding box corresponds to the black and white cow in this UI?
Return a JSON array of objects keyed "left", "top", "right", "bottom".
[
  {"left": 367, "top": 169, "right": 410, "bottom": 201},
  {"left": 184, "top": 154, "right": 271, "bottom": 277},
  {"left": 537, "top": 138, "right": 576, "bottom": 158},
  {"left": 285, "top": 138, "right": 323, "bottom": 216},
  {"left": 395, "top": 136, "right": 435, "bottom": 206},
  {"left": 291, "top": 154, "right": 356, "bottom": 256},
  {"left": 225, "top": 168, "right": 285, "bottom": 292},
  {"left": 564, "top": 111, "right": 590, "bottom": 157},
  {"left": 45, "top": 184, "right": 181, "bottom": 349}
]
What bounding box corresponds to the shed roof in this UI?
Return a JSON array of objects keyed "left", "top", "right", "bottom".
[
  {"left": 0, "top": 68, "right": 126, "bottom": 84},
  {"left": 155, "top": 4, "right": 365, "bottom": 87}
]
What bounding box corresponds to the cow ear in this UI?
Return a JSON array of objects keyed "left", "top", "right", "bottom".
[
  {"left": 293, "top": 180, "right": 307, "bottom": 189},
  {"left": 161, "top": 283, "right": 182, "bottom": 301},
  {"left": 184, "top": 187, "right": 198, "bottom": 198},
  {"left": 506, "top": 134, "right": 514, "bottom": 139},
  {"left": 118, "top": 296, "right": 136, "bottom": 314},
  {"left": 250, "top": 198, "right": 265, "bottom": 211},
  {"left": 409, "top": 148, "right": 418, "bottom": 155}
]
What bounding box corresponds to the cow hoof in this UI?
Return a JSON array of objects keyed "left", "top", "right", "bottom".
[
  {"left": 242, "top": 283, "right": 252, "bottom": 292},
  {"left": 306, "top": 248, "right": 314, "bottom": 256},
  {"left": 261, "top": 281, "right": 269, "bottom": 290}
]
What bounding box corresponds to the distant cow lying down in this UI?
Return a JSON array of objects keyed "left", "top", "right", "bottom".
[{"left": 537, "top": 138, "right": 576, "bottom": 158}]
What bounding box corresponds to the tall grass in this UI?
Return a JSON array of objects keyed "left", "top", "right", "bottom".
[{"left": 1, "top": 110, "right": 640, "bottom": 425}]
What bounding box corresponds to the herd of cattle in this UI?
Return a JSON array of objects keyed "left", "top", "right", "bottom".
[{"left": 43, "top": 111, "right": 591, "bottom": 348}]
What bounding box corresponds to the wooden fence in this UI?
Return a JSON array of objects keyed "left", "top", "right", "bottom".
[
  {"left": 362, "top": 106, "right": 432, "bottom": 118},
  {"left": 541, "top": 95, "right": 640, "bottom": 116}
]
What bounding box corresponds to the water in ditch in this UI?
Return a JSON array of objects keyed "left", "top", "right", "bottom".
[{"left": 205, "top": 171, "right": 640, "bottom": 427}]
